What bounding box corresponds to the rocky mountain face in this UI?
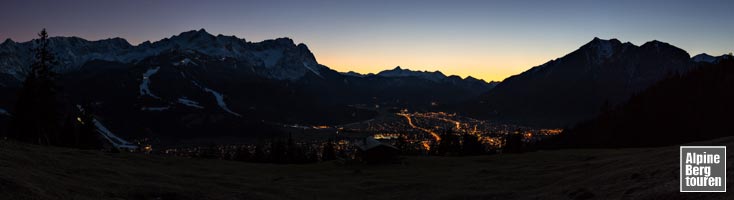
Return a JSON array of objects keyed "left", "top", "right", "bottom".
[
  {"left": 0, "top": 29, "right": 324, "bottom": 82},
  {"left": 470, "top": 38, "right": 694, "bottom": 127}
]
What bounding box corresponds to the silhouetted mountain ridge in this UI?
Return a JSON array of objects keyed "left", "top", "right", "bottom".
[
  {"left": 469, "top": 37, "right": 694, "bottom": 127},
  {"left": 548, "top": 57, "right": 734, "bottom": 147}
]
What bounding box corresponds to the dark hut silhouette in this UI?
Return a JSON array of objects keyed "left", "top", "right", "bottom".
[{"left": 356, "top": 137, "right": 399, "bottom": 163}]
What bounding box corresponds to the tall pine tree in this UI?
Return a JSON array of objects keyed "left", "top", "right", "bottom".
[{"left": 10, "top": 29, "right": 61, "bottom": 145}]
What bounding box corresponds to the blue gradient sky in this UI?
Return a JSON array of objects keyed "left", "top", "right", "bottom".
[{"left": 2, "top": 0, "right": 732, "bottom": 81}]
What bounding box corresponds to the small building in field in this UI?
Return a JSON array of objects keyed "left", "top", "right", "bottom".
[{"left": 356, "top": 137, "right": 400, "bottom": 163}]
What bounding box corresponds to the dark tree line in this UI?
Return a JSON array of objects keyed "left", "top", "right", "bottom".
[
  {"left": 502, "top": 133, "right": 525, "bottom": 153},
  {"left": 194, "top": 134, "right": 338, "bottom": 164},
  {"left": 4, "top": 29, "right": 101, "bottom": 149}
]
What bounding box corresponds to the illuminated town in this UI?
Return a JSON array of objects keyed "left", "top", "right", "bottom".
[{"left": 156, "top": 109, "right": 562, "bottom": 161}]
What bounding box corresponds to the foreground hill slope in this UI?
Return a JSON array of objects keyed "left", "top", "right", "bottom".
[{"left": 1, "top": 138, "right": 732, "bottom": 200}]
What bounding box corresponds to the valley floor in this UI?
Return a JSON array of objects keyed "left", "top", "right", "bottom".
[{"left": 1, "top": 138, "right": 732, "bottom": 200}]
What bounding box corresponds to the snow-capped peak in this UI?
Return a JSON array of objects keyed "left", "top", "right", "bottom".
[{"left": 585, "top": 37, "right": 623, "bottom": 60}]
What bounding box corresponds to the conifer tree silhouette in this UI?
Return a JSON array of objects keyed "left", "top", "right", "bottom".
[{"left": 10, "top": 29, "right": 61, "bottom": 145}]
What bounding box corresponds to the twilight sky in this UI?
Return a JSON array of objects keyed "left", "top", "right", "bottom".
[{"left": 2, "top": 0, "right": 733, "bottom": 81}]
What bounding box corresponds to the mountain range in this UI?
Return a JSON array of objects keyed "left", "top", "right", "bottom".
[
  {"left": 0, "top": 29, "right": 495, "bottom": 143},
  {"left": 0, "top": 30, "right": 729, "bottom": 143},
  {"left": 466, "top": 37, "right": 726, "bottom": 127}
]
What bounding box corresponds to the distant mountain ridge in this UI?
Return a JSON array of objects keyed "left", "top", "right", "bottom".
[
  {"left": 342, "top": 66, "right": 499, "bottom": 90},
  {"left": 377, "top": 66, "right": 448, "bottom": 82},
  {"left": 691, "top": 53, "right": 732, "bottom": 63}
]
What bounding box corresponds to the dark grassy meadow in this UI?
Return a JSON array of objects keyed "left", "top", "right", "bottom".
[{"left": 1, "top": 137, "right": 732, "bottom": 200}]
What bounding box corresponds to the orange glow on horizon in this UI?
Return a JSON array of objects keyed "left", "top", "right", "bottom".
[{"left": 313, "top": 45, "right": 573, "bottom": 82}]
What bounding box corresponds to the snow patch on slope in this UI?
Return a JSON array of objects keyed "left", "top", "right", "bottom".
[
  {"left": 139, "top": 67, "right": 161, "bottom": 99},
  {"left": 177, "top": 97, "right": 204, "bottom": 109},
  {"left": 92, "top": 118, "right": 138, "bottom": 149},
  {"left": 189, "top": 80, "right": 240, "bottom": 116},
  {"left": 173, "top": 58, "right": 197, "bottom": 66},
  {"left": 141, "top": 106, "right": 170, "bottom": 111},
  {"left": 203, "top": 88, "right": 241, "bottom": 117},
  {"left": 191, "top": 80, "right": 202, "bottom": 89},
  {"left": 251, "top": 49, "right": 283, "bottom": 68},
  {"left": 303, "top": 62, "right": 323, "bottom": 78},
  {"left": 0, "top": 108, "right": 10, "bottom": 116}
]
